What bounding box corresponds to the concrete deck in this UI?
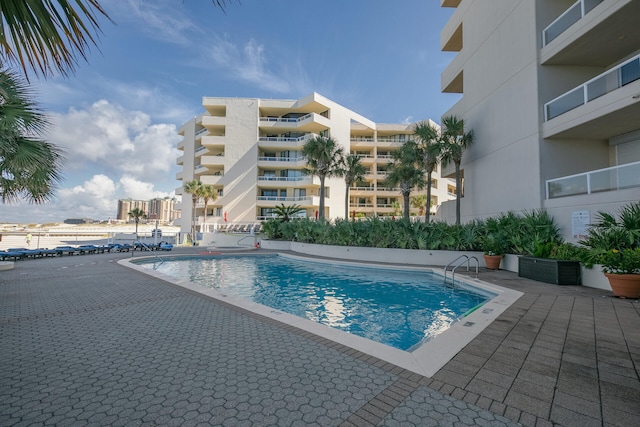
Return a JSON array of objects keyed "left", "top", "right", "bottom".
[{"left": 1, "top": 248, "right": 638, "bottom": 426}]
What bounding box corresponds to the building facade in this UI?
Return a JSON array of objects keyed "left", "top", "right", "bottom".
[
  {"left": 176, "top": 92, "right": 455, "bottom": 233},
  {"left": 438, "top": 0, "right": 640, "bottom": 240},
  {"left": 117, "top": 198, "right": 179, "bottom": 224}
]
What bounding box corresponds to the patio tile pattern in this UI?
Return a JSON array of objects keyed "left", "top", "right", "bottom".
[{"left": 1, "top": 248, "right": 638, "bottom": 426}]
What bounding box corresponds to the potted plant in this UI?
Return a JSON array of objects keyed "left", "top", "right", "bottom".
[
  {"left": 518, "top": 242, "right": 582, "bottom": 285},
  {"left": 482, "top": 235, "right": 506, "bottom": 270},
  {"left": 600, "top": 248, "right": 640, "bottom": 298},
  {"left": 580, "top": 202, "right": 640, "bottom": 298}
]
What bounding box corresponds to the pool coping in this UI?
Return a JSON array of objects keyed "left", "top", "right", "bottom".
[{"left": 119, "top": 253, "right": 523, "bottom": 378}]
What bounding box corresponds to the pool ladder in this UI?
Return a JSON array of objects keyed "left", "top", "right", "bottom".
[{"left": 443, "top": 255, "right": 479, "bottom": 286}]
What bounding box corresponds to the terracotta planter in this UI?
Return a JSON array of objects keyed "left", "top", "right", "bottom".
[
  {"left": 484, "top": 254, "right": 503, "bottom": 270},
  {"left": 604, "top": 273, "right": 640, "bottom": 299}
]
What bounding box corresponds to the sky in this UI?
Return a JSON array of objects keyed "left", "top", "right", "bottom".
[{"left": 1, "top": 0, "right": 458, "bottom": 224}]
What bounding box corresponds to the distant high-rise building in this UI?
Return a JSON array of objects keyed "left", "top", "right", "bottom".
[{"left": 117, "top": 198, "right": 179, "bottom": 224}]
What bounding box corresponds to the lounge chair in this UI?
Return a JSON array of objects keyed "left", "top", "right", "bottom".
[
  {"left": 0, "top": 250, "right": 25, "bottom": 261},
  {"left": 55, "top": 246, "right": 80, "bottom": 255}
]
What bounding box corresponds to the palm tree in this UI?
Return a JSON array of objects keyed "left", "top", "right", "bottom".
[
  {"left": 183, "top": 179, "right": 202, "bottom": 243},
  {"left": 0, "top": 1, "right": 228, "bottom": 79},
  {"left": 302, "top": 135, "right": 344, "bottom": 221},
  {"left": 0, "top": 69, "right": 63, "bottom": 203},
  {"left": 273, "top": 203, "right": 303, "bottom": 222},
  {"left": 199, "top": 184, "right": 217, "bottom": 231},
  {"left": 414, "top": 120, "right": 441, "bottom": 222},
  {"left": 339, "top": 153, "right": 366, "bottom": 220},
  {"left": 0, "top": 0, "right": 111, "bottom": 80},
  {"left": 128, "top": 207, "right": 146, "bottom": 238},
  {"left": 439, "top": 115, "right": 474, "bottom": 225},
  {"left": 411, "top": 194, "right": 427, "bottom": 217},
  {"left": 384, "top": 140, "right": 426, "bottom": 219}
]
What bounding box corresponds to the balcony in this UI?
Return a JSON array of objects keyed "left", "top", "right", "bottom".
[
  {"left": 256, "top": 196, "right": 319, "bottom": 208},
  {"left": 543, "top": 53, "right": 640, "bottom": 139},
  {"left": 259, "top": 113, "right": 329, "bottom": 133},
  {"left": 541, "top": 1, "right": 640, "bottom": 66},
  {"left": 257, "top": 157, "right": 306, "bottom": 168},
  {"left": 202, "top": 116, "right": 226, "bottom": 128},
  {"left": 177, "top": 155, "right": 184, "bottom": 165},
  {"left": 542, "top": 0, "right": 604, "bottom": 47},
  {"left": 194, "top": 164, "right": 208, "bottom": 175},
  {"left": 350, "top": 137, "right": 375, "bottom": 148},
  {"left": 201, "top": 174, "right": 223, "bottom": 185},
  {"left": 258, "top": 134, "right": 316, "bottom": 149},
  {"left": 257, "top": 175, "right": 320, "bottom": 187},
  {"left": 195, "top": 146, "right": 209, "bottom": 157},
  {"left": 201, "top": 135, "right": 225, "bottom": 147},
  {"left": 200, "top": 155, "right": 225, "bottom": 167},
  {"left": 546, "top": 161, "right": 640, "bottom": 199}
]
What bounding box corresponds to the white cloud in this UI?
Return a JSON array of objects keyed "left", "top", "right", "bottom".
[
  {"left": 119, "top": 175, "right": 172, "bottom": 200},
  {"left": 56, "top": 174, "right": 118, "bottom": 215},
  {"left": 48, "top": 100, "right": 181, "bottom": 182}
]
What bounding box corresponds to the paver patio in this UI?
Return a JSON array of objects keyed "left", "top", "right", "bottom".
[{"left": 1, "top": 248, "right": 638, "bottom": 426}]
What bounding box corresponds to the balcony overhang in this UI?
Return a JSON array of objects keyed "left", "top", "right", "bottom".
[
  {"left": 441, "top": 0, "right": 461, "bottom": 7},
  {"left": 543, "top": 80, "right": 640, "bottom": 140},
  {"left": 441, "top": 23, "right": 462, "bottom": 52},
  {"left": 442, "top": 69, "right": 463, "bottom": 94},
  {"left": 541, "top": 1, "right": 640, "bottom": 66}
]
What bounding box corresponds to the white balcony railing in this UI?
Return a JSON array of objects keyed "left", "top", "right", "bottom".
[
  {"left": 350, "top": 187, "right": 375, "bottom": 191},
  {"left": 544, "top": 53, "right": 640, "bottom": 121},
  {"left": 196, "top": 128, "right": 208, "bottom": 136},
  {"left": 258, "top": 134, "right": 314, "bottom": 143},
  {"left": 256, "top": 196, "right": 310, "bottom": 202},
  {"left": 546, "top": 161, "right": 640, "bottom": 199},
  {"left": 257, "top": 156, "right": 305, "bottom": 162},
  {"left": 257, "top": 176, "right": 309, "bottom": 182},
  {"left": 542, "top": 0, "right": 603, "bottom": 46},
  {"left": 259, "top": 113, "right": 312, "bottom": 124}
]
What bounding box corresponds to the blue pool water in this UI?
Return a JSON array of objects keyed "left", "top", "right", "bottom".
[{"left": 136, "top": 255, "right": 493, "bottom": 351}]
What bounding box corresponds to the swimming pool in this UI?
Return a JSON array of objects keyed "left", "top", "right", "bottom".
[{"left": 134, "top": 254, "right": 495, "bottom": 351}]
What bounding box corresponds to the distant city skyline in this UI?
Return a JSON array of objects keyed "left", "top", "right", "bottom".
[{"left": 0, "top": 1, "right": 457, "bottom": 223}]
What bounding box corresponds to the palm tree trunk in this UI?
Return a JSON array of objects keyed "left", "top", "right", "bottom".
[
  {"left": 203, "top": 201, "right": 208, "bottom": 233},
  {"left": 192, "top": 198, "right": 197, "bottom": 243},
  {"left": 455, "top": 162, "right": 462, "bottom": 225},
  {"left": 319, "top": 175, "right": 326, "bottom": 221},
  {"left": 403, "top": 193, "right": 410, "bottom": 219},
  {"left": 344, "top": 185, "right": 350, "bottom": 220},
  {"left": 426, "top": 173, "right": 432, "bottom": 223}
]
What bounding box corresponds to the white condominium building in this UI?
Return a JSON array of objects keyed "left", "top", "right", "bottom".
[
  {"left": 175, "top": 92, "right": 455, "bottom": 234},
  {"left": 438, "top": 0, "right": 640, "bottom": 240}
]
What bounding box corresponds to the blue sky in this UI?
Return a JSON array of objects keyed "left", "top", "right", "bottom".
[{"left": 2, "top": 0, "right": 458, "bottom": 224}]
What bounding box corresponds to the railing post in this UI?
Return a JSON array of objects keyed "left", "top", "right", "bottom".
[
  {"left": 580, "top": 0, "right": 585, "bottom": 17},
  {"left": 586, "top": 172, "right": 591, "bottom": 194}
]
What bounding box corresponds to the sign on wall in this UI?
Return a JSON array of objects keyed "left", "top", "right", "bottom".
[{"left": 571, "top": 210, "right": 590, "bottom": 240}]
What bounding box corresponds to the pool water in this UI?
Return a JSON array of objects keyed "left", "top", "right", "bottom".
[{"left": 137, "top": 255, "right": 492, "bottom": 351}]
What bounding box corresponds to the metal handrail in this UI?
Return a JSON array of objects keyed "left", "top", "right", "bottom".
[
  {"left": 443, "top": 255, "right": 479, "bottom": 285},
  {"left": 131, "top": 240, "right": 164, "bottom": 264}
]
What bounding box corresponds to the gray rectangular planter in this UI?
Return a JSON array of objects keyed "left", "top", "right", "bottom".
[{"left": 518, "top": 256, "right": 581, "bottom": 285}]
